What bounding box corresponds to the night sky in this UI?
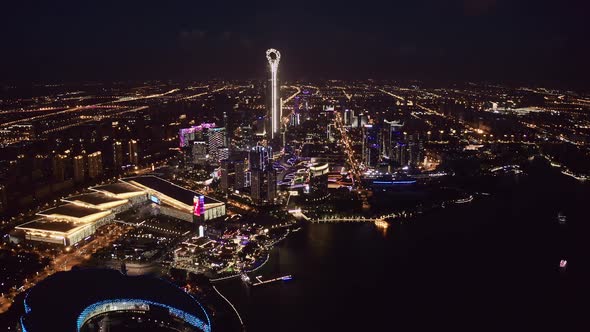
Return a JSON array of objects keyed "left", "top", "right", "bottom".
[{"left": 1, "top": 0, "right": 588, "bottom": 86}]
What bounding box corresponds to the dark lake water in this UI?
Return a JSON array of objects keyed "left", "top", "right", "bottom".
[{"left": 216, "top": 160, "right": 590, "bottom": 331}]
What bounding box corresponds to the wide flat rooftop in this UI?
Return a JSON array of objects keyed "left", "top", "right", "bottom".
[
  {"left": 91, "top": 182, "right": 145, "bottom": 195},
  {"left": 64, "top": 193, "right": 127, "bottom": 206},
  {"left": 17, "top": 220, "right": 80, "bottom": 233},
  {"left": 123, "top": 176, "right": 221, "bottom": 206},
  {"left": 37, "top": 204, "right": 107, "bottom": 219}
]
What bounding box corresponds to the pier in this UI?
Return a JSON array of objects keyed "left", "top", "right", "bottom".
[{"left": 252, "top": 275, "right": 293, "bottom": 286}]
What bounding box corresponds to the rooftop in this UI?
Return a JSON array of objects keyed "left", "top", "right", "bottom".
[
  {"left": 91, "top": 182, "right": 145, "bottom": 195},
  {"left": 64, "top": 192, "right": 127, "bottom": 206},
  {"left": 37, "top": 204, "right": 108, "bottom": 219},
  {"left": 16, "top": 219, "right": 80, "bottom": 233},
  {"left": 123, "top": 176, "right": 221, "bottom": 206}
]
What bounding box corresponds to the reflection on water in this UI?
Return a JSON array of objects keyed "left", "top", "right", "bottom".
[{"left": 215, "top": 160, "right": 590, "bottom": 332}]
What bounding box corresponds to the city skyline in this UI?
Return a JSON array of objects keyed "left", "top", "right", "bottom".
[{"left": 1, "top": 2, "right": 589, "bottom": 332}]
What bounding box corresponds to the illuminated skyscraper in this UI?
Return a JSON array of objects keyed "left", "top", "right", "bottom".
[
  {"left": 220, "top": 159, "right": 232, "bottom": 193},
  {"left": 208, "top": 128, "right": 226, "bottom": 165},
  {"left": 235, "top": 160, "right": 246, "bottom": 189},
  {"left": 52, "top": 154, "right": 67, "bottom": 182},
  {"left": 128, "top": 140, "right": 139, "bottom": 165},
  {"left": 113, "top": 141, "right": 123, "bottom": 169},
  {"left": 266, "top": 49, "right": 281, "bottom": 140},
  {"left": 382, "top": 120, "right": 404, "bottom": 159},
  {"left": 249, "top": 145, "right": 271, "bottom": 172},
  {"left": 73, "top": 155, "right": 85, "bottom": 183},
  {"left": 87, "top": 151, "right": 103, "bottom": 179},
  {"left": 192, "top": 141, "right": 208, "bottom": 165}
]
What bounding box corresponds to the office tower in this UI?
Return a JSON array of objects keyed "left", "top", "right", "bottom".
[
  {"left": 362, "top": 125, "right": 379, "bottom": 166},
  {"left": 220, "top": 159, "right": 232, "bottom": 193},
  {"left": 250, "top": 169, "right": 262, "bottom": 203},
  {"left": 249, "top": 151, "right": 276, "bottom": 204},
  {"left": 192, "top": 141, "right": 208, "bottom": 165},
  {"left": 344, "top": 109, "right": 356, "bottom": 127},
  {"left": 52, "top": 154, "right": 67, "bottom": 182},
  {"left": 309, "top": 163, "right": 329, "bottom": 197},
  {"left": 266, "top": 48, "right": 281, "bottom": 140},
  {"left": 235, "top": 160, "right": 246, "bottom": 189},
  {"left": 87, "top": 151, "right": 103, "bottom": 179},
  {"left": 382, "top": 120, "right": 404, "bottom": 159},
  {"left": 394, "top": 143, "right": 408, "bottom": 166},
  {"left": 223, "top": 111, "right": 229, "bottom": 136},
  {"left": 208, "top": 127, "right": 226, "bottom": 164},
  {"left": 239, "top": 125, "right": 254, "bottom": 150},
  {"left": 73, "top": 155, "right": 85, "bottom": 183},
  {"left": 289, "top": 111, "right": 300, "bottom": 127},
  {"left": 266, "top": 168, "right": 277, "bottom": 203},
  {"left": 218, "top": 147, "right": 230, "bottom": 162},
  {"left": 128, "top": 140, "right": 139, "bottom": 165},
  {"left": 408, "top": 133, "right": 425, "bottom": 167},
  {"left": 178, "top": 122, "right": 216, "bottom": 148},
  {"left": 249, "top": 145, "right": 271, "bottom": 172},
  {"left": 327, "top": 123, "right": 336, "bottom": 142},
  {"left": 113, "top": 141, "right": 123, "bottom": 169}
]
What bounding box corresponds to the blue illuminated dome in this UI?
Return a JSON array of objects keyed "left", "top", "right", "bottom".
[{"left": 21, "top": 269, "right": 211, "bottom": 332}]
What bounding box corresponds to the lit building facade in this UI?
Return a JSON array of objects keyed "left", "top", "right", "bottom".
[{"left": 87, "top": 152, "right": 103, "bottom": 179}]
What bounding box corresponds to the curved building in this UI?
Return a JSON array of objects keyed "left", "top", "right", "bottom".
[{"left": 21, "top": 269, "right": 211, "bottom": 332}]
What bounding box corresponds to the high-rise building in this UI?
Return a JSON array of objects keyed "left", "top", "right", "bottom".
[
  {"left": 128, "top": 140, "right": 139, "bottom": 165},
  {"left": 382, "top": 120, "right": 404, "bottom": 159},
  {"left": 250, "top": 169, "right": 263, "bottom": 203},
  {"left": 344, "top": 109, "right": 353, "bottom": 126},
  {"left": 289, "top": 110, "right": 300, "bottom": 127},
  {"left": 192, "top": 141, "right": 208, "bottom": 165},
  {"left": 208, "top": 128, "right": 226, "bottom": 164},
  {"left": 178, "top": 122, "right": 216, "bottom": 148},
  {"left": 249, "top": 145, "right": 271, "bottom": 172},
  {"left": 266, "top": 48, "right": 281, "bottom": 140},
  {"left": 73, "top": 155, "right": 85, "bottom": 183},
  {"left": 238, "top": 125, "right": 254, "bottom": 150},
  {"left": 218, "top": 147, "right": 230, "bottom": 162},
  {"left": 309, "top": 163, "right": 329, "bottom": 198},
  {"left": 87, "top": 151, "right": 103, "bottom": 179},
  {"left": 266, "top": 168, "right": 277, "bottom": 203},
  {"left": 235, "top": 160, "right": 246, "bottom": 189},
  {"left": 394, "top": 143, "right": 408, "bottom": 167},
  {"left": 249, "top": 159, "right": 277, "bottom": 205},
  {"left": 408, "top": 133, "right": 425, "bottom": 167},
  {"left": 220, "top": 159, "right": 232, "bottom": 193},
  {"left": 113, "top": 141, "right": 124, "bottom": 169},
  {"left": 52, "top": 154, "right": 67, "bottom": 182}
]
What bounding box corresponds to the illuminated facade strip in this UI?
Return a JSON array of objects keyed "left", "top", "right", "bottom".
[{"left": 76, "top": 298, "right": 211, "bottom": 332}]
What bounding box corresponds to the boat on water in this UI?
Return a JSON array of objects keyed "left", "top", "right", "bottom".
[
  {"left": 557, "top": 212, "right": 567, "bottom": 225},
  {"left": 374, "top": 220, "right": 389, "bottom": 229},
  {"left": 241, "top": 273, "right": 251, "bottom": 284},
  {"left": 559, "top": 260, "right": 567, "bottom": 269}
]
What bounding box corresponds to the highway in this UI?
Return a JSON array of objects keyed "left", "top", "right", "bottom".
[
  {"left": 281, "top": 85, "right": 301, "bottom": 106},
  {"left": 333, "top": 112, "right": 363, "bottom": 185},
  {"left": 0, "top": 85, "right": 229, "bottom": 131}
]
